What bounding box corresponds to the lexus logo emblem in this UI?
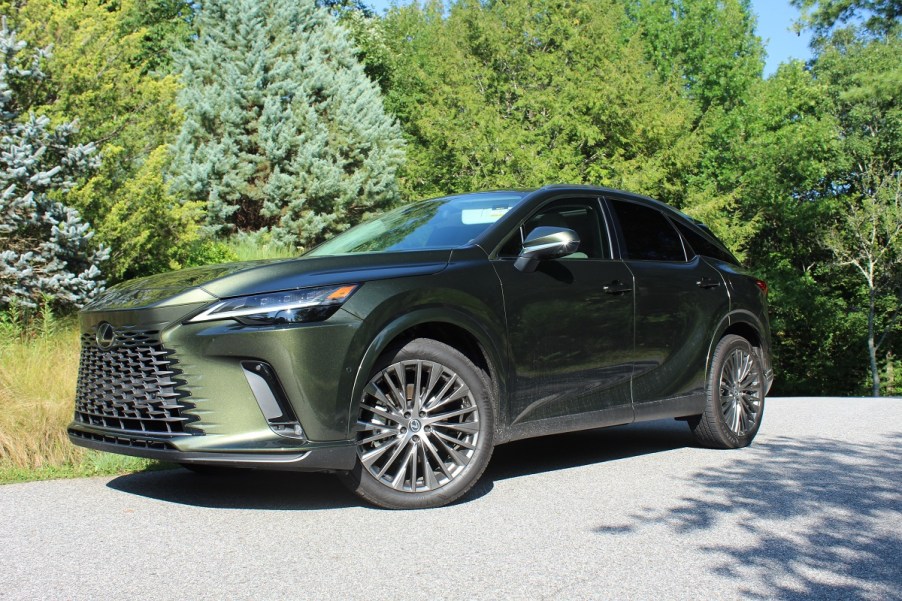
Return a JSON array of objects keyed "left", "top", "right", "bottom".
[{"left": 96, "top": 322, "right": 116, "bottom": 350}]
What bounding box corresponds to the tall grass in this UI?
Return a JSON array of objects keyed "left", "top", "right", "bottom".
[
  {"left": 0, "top": 301, "right": 156, "bottom": 483},
  {"left": 225, "top": 231, "right": 299, "bottom": 262}
]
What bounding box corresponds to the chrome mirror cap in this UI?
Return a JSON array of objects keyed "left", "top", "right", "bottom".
[{"left": 514, "top": 226, "right": 580, "bottom": 272}]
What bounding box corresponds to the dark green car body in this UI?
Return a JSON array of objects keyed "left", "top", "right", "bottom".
[{"left": 69, "top": 185, "right": 773, "bottom": 477}]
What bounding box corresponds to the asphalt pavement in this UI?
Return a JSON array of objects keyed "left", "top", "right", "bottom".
[{"left": 1, "top": 397, "right": 900, "bottom": 600}]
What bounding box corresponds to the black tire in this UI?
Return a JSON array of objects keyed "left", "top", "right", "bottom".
[
  {"left": 689, "top": 334, "right": 765, "bottom": 449},
  {"left": 340, "top": 338, "right": 495, "bottom": 509}
]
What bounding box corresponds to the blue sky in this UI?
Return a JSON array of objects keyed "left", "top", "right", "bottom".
[
  {"left": 364, "top": 0, "right": 813, "bottom": 77},
  {"left": 750, "top": 0, "right": 813, "bottom": 75}
]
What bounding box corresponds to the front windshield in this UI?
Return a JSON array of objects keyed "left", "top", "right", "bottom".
[{"left": 307, "top": 192, "right": 526, "bottom": 256}]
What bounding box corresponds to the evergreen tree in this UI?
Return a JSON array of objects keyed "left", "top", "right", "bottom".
[
  {"left": 0, "top": 20, "right": 107, "bottom": 310},
  {"left": 792, "top": 0, "right": 901, "bottom": 39},
  {"left": 628, "top": 0, "right": 764, "bottom": 112},
  {"left": 319, "top": 0, "right": 395, "bottom": 86},
  {"left": 170, "top": 0, "right": 405, "bottom": 248},
  {"left": 627, "top": 0, "right": 766, "bottom": 258},
  {"left": 7, "top": 0, "right": 199, "bottom": 282}
]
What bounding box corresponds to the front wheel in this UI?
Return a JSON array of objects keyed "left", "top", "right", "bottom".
[
  {"left": 689, "top": 334, "right": 765, "bottom": 449},
  {"left": 340, "top": 338, "right": 495, "bottom": 509}
]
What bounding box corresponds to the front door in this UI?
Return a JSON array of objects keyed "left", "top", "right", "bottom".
[{"left": 491, "top": 197, "right": 635, "bottom": 431}]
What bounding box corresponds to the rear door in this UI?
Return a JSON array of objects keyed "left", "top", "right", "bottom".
[{"left": 605, "top": 197, "right": 729, "bottom": 418}]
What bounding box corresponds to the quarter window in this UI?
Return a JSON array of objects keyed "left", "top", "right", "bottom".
[
  {"left": 610, "top": 200, "right": 686, "bottom": 262},
  {"left": 673, "top": 220, "right": 738, "bottom": 265}
]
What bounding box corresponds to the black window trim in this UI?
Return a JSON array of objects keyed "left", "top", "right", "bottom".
[
  {"left": 668, "top": 215, "right": 740, "bottom": 266},
  {"left": 490, "top": 194, "right": 615, "bottom": 261},
  {"left": 602, "top": 195, "right": 691, "bottom": 263},
  {"left": 668, "top": 215, "right": 694, "bottom": 261}
]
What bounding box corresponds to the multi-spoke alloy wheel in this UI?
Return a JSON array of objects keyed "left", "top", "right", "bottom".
[
  {"left": 356, "top": 359, "right": 480, "bottom": 492},
  {"left": 719, "top": 347, "right": 762, "bottom": 436},
  {"left": 341, "top": 338, "right": 494, "bottom": 509},
  {"left": 689, "top": 334, "right": 765, "bottom": 449}
]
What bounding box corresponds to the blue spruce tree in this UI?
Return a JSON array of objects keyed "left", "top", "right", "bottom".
[
  {"left": 171, "top": 0, "right": 405, "bottom": 248},
  {"left": 0, "top": 19, "right": 108, "bottom": 310}
]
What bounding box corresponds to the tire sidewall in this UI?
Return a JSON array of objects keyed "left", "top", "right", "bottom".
[
  {"left": 707, "top": 335, "right": 765, "bottom": 448},
  {"left": 344, "top": 338, "right": 495, "bottom": 509}
]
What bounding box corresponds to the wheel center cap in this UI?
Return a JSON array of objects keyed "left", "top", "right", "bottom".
[{"left": 409, "top": 419, "right": 422, "bottom": 433}]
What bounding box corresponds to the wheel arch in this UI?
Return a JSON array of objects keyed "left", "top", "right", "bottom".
[
  {"left": 705, "top": 310, "right": 770, "bottom": 383},
  {"left": 345, "top": 308, "right": 507, "bottom": 440}
]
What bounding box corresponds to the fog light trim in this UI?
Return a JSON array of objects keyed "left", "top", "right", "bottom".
[{"left": 240, "top": 360, "right": 306, "bottom": 441}]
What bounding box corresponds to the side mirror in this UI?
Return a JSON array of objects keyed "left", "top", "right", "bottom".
[{"left": 514, "top": 226, "right": 580, "bottom": 273}]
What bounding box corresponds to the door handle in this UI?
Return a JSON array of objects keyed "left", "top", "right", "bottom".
[
  {"left": 697, "top": 277, "right": 721, "bottom": 289},
  {"left": 603, "top": 280, "right": 632, "bottom": 295}
]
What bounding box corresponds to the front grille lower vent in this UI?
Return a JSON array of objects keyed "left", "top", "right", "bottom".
[
  {"left": 68, "top": 428, "right": 176, "bottom": 450},
  {"left": 75, "top": 326, "right": 199, "bottom": 436}
]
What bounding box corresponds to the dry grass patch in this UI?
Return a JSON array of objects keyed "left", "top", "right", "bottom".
[{"left": 0, "top": 318, "right": 159, "bottom": 483}]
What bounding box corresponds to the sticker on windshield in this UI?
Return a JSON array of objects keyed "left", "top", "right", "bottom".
[{"left": 461, "top": 207, "right": 511, "bottom": 224}]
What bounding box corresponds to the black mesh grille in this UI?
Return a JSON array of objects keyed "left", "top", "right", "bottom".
[{"left": 75, "top": 325, "right": 199, "bottom": 436}]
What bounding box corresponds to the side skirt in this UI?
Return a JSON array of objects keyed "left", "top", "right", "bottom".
[
  {"left": 501, "top": 405, "right": 635, "bottom": 444},
  {"left": 632, "top": 393, "right": 706, "bottom": 423},
  {"left": 499, "top": 394, "right": 706, "bottom": 445}
]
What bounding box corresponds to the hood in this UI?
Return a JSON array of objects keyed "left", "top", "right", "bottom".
[{"left": 83, "top": 251, "right": 452, "bottom": 311}]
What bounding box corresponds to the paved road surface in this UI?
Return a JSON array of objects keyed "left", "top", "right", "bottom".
[{"left": 1, "top": 397, "right": 900, "bottom": 600}]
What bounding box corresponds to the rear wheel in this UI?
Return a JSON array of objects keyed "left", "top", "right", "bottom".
[
  {"left": 689, "top": 334, "right": 765, "bottom": 449},
  {"left": 340, "top": 338, "right": 494, "bottom": 509}
]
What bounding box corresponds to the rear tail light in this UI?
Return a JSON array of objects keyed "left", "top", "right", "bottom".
[{"left": 755, "top": 279, "right": 768, "bottom": 297}]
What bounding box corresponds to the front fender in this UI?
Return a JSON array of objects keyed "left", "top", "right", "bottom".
[{"left": 343, "top": 286, "right": 509, "bottom": 441}]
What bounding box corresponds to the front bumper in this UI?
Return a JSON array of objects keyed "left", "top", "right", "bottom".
[
  {"left": 69, "top": 422, "right": 357, "bottom": 471},
  {"left": 71, "top": 298, "right": 367, "bottom": 468}
]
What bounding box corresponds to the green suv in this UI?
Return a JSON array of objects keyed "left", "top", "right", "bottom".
[{"left": 70, "top": 185, "right": 773, "bottom": 509}]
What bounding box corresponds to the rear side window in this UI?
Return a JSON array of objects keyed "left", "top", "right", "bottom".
[
  {"left": 673, "top": 220, "right": 738, "bottom": 265},
  {"left": 610, "top": 200, "right": 686, "bottom": 262}
]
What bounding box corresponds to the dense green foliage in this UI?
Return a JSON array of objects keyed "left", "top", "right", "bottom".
[
  {"left": 170, "top": 0, "right": 405, "bottom": 249},
  {"left": 0, "top": 19, "right": 107, "bottom": 309},
  {"left": 0, "top": 0, "right": 898, "bottom": 395},
  {"left": 802, "top": 4, "right": 901, "bottom": 395},
  {"left": 2, "top": 0, "right": 215, "bottom": 282}
]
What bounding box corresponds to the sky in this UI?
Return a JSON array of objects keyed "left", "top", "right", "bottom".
[
  {"left": 364, "top": 0, "right": 813, "bottom": 77},
  {"left": 750, "top": 0, "right": 813, "bottom": 75}
]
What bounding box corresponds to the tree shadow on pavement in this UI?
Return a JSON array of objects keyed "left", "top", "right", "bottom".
[{"left": 595, "top": 433, "right": 902, "bottom": 600}]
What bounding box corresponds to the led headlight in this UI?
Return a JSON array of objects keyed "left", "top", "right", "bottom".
[{"left": 187, "top": 284, "right": 359, "bottom": 326}]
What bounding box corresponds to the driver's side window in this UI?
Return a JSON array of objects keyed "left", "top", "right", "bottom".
[{"left": 499, "top": 199, "right": 609, "bottom": 259}]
